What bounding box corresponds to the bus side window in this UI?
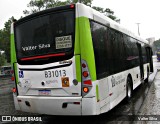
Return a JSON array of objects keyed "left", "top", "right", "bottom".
[
  {"left": 124, "top": 35, "right": 132, "bottom": 69},
  {"left": 90, "top": 21, "right": 108, "bottom": 79},
  {"left": 107, "top": 29, "right": 115, "bottom": 74},
  {"left": 107, "top": 29, "right": 125, "bottom": 74}
]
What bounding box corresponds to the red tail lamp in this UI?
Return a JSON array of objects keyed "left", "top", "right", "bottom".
[
  {"left": 82, "top": 63, "right": 86, "bottom": 68},
  {"left": 11, "top": 76, "right": 15, "bottom": 81},
  {"left": 70, "top": 4, "right": 74, "bottom": 8},
  {"left": 83, "top": 71, "right": 88, "bottom": 77},
  {"left": 12, "top": 87, "right": 17, "bottom": 93},
  {"left": 83, "top": 87, "right": 89, "bottom": 93}
]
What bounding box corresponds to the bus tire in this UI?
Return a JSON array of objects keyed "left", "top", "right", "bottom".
[{"left": 126, "top": 77, "right": 132, "bottom": 102}]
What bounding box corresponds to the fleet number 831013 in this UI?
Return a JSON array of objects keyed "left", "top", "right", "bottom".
[{"left": 45, "top": 70, "right": 66, "bottom": 78}]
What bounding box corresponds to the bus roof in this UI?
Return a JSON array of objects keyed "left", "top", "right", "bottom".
[
  {"left": 76, "top": 3, "right": 149, "bottom": 45},
  {"left": 14, "top": 3, "right": 148, "bottom": 45}
]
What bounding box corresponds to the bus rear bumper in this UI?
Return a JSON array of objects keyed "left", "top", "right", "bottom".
[{"left": 15, "top": 95, "right": 82, "bottom": 115}]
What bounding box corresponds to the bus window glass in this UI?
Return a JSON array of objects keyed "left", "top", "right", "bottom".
[
  {"left": 15, "top": 10, "right": 74, "bottom": 60},
  {"left": 90, "top": 21, "right": 108, "bottom": 79}
]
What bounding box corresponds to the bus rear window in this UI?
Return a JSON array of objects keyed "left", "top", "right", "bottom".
[{"left": 15, "top": 10, "right": 75, "bottom": 63}]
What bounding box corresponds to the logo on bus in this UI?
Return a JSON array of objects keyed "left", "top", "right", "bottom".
[
  {"left": 111, "top": 75, "right": 125, "bottom": 87},
  {"left": 111, "top": 76, "right": 116, "bottom": 87},
  {"left": 19, "top": 71, "right": 24, "bottom": 78}
]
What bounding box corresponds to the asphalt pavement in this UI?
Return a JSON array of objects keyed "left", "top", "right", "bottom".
[{"left": 134, "top": 56, "right": 160, "bottom": 124}]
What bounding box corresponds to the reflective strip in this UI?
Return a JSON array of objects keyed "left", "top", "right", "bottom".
[
  {"left": 96, "top": 85, "right": 99, "bottom": 102},
  {"left": 75, "top": 55, "right": 81, "bottom": 82}
]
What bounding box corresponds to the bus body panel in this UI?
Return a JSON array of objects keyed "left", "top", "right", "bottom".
[
  {"left": 17, "top": 96, "right": 82, "bottom": 115},
  {"left": 132, "top": 66, "right": 141, "bottom": 90},
  {"left": 107, "top": 71, "right": 126, "bottom": 109},
  {"left": 82, "top": 97, "right": 98, "bottom": 115},
  {"left": 16, "top": 56, "right": 81, "bottom": 97},
  {"left": 13, "top": 94, "right": 20, "bottom": 110}
]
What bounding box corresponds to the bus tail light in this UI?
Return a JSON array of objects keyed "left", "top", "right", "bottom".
[
  {"left": 12, "top": 87, "right": 17, "bottom": 93},
  {"left": 81, "top": 59, "right": 92, "bottom": 97},
  {"left": 84, "top": 80, "right": 92, "bottom": 85},
  {"left": 70, "top": 4, "right": 75, "bottom": 8},
  {"left": 82, "top": 63, "right": 86, "bottom": 68},
  {"left": 11, "top": 76, "right": 15, "bottom": 81},
  {"left": 83, "top": 87, "right": 89, "bottom": 93},
  {"left": 83, "top": 71, "right": 88, "bottom": 77},
  {"left": 11, "top": 69, "right": 15, "bottom": 81},
  {"left": 73, "top": 102, "right": 80, "bottom": 105}
]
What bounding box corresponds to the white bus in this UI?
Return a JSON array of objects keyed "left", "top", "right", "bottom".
[{"left": 11, "top": 3, "right": 153, "bottom": 115}]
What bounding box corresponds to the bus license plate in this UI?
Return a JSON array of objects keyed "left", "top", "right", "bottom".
[{"left": 39, "top": 90, "right": 51, "bottom": 95}]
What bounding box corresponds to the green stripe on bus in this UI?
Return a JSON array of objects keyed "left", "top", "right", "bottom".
[
  {"left": 11, "top": 34, "right": 17, "bottom": 64},
  {"left": 96, "top": 85, "right": 100, "bottom": 102},
  {"left": 78, "top": 17, "right": 97, "bottom": 81},
  {"left": 11, "top": 33, "right": 18, "bottom": 84},
  {"left": 75, "top": 55, "right": 81, "bottom": 82}
]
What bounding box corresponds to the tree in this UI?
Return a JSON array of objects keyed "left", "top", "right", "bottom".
[
  {"left": 23, "top": 0, "right": 68, "bottom": 15},
  {"left": 92, "top": 6, "right": 118, "bottom": 21},
  {"left": 23, "top": 0, "right": 118, "bottom": 21},
  {"left": 0, "top": 53, "right": 6, "bottom": 66},
  {"left": 0, "top": 16, "right": 15, "bottom": 63},
  {"left": 152, "top": 39, "right": 160, "bottom": 54}
]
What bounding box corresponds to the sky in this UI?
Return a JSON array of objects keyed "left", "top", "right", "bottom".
[{"left": 0, "top": 0, "right": 160, "bottom": 40}]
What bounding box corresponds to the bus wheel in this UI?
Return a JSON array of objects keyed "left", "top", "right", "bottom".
[{"left": 126, "top": 77, "right": 132, "bottom": 102}]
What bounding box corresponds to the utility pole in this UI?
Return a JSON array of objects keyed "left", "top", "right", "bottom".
[{"left": 136, "top": 23, "right": 140, "bottom": 36}]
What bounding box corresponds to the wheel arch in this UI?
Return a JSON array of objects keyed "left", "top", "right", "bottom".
[{"left": 127, "top": 73, "right": 133, "bottom": 91}]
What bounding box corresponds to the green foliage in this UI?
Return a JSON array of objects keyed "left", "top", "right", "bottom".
[
  {"left": 92, "top": 6, "right": 104, "bottom": 13},
  {"left": 92, "top": 6, "right": 118, "bottom": 21},
  {"left": 23, "top": 0, "right": 69, "bottom": 15},
  {"left": 24, "top": 0, "right": 118, "bottom": 21},
  {"left": 0, "top": 16, "right": 15, "bottom": 63},
  {"left": 69, "top": 0, "right": 93, "bottom": 6},
  {"left": 0, "top": 53, "right": 6, "bottom": 66},
  {"left": 152, "top": 39, "right": 160, "bottom": 54}
]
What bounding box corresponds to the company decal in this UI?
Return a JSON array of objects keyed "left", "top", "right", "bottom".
[
  {"left": 59, "top": 60, "right": 72, "bottom": 65},
  {"left": 22, "top": 79, "right": 31, "bottom": 88},
  {"left": 62, "top": 77, "right": 70, "bottom": 87},
  {"left": 111, "top": 75, "right": 125, "bottom": 87},
  {"left": 19, "top": 71, "right": 24, "bottom": 78},
  {"left": 111, "top": 76, "right": 116, "bottom": 87},
  {"left": 55, "top": 35, "right": 72, "bottom": 49},
  {"left": 22, "top": 44, "right": 50, "bottom": 51}
]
